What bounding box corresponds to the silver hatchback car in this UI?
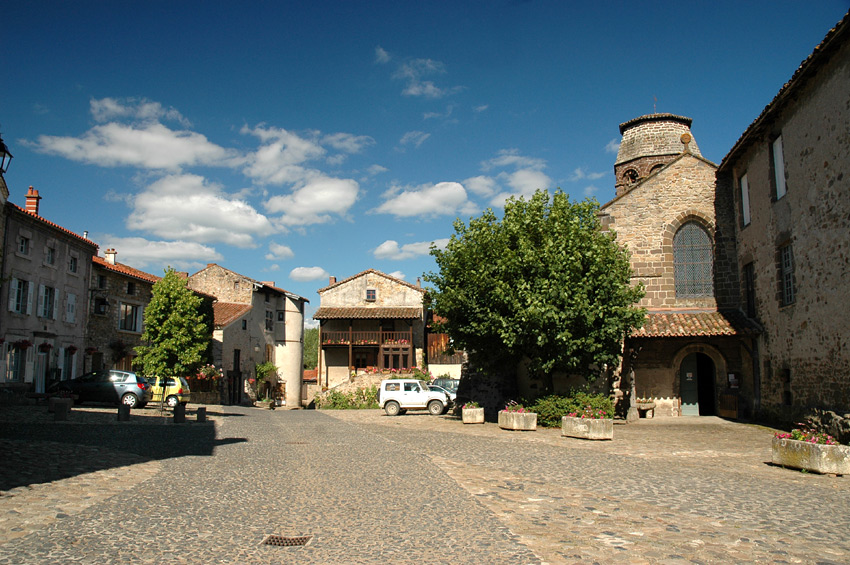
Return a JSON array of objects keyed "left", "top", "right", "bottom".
[{"left": 50, "top": 369, "right": 152, "bottom": 408}]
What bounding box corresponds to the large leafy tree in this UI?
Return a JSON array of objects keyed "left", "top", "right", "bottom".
[
  {"left": 303, "top": 327, "right": 319, "bottom": 370},
  {"left": 135, "top": 268, "right": 212, "bottom": 379},
  {"left": 425, "top": 189, "right": 645, "bottom": 388}
]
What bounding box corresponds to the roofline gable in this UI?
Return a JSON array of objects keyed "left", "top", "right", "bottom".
[{"left": 317, "top": 268, "right": 425, "bottom": 294}]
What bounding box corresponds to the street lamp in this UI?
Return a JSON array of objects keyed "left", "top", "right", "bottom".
[{"left": 0, "top": 134, "right": 12, "bottom": 174}]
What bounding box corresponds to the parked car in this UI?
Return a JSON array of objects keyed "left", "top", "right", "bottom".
[
  {"left": 431, "top": 377, "right": 459, "bottom": 394},
  {"left": 428, "top": 383, "right": 456, "bottom": 402},
  {"left": 48, "top": 369, "right": 151, "bottom": 408},
  {"left": 379, "top": 379, "right": 451, "bottom": 416},
  {"left": 147, "top": 376, "right": 192, "bottom": 407}
]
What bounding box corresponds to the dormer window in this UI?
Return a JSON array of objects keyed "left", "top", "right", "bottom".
[{"left": 366, "top": 289, "right": 376, "bottom": 302}]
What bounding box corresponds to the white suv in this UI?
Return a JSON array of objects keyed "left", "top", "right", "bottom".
[{"left": 379, "top": 379, "right": 451, "bottom": 416}]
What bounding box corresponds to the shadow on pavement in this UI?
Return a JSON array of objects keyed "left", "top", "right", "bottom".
[{"left": 0, "top": 419, "right": 246, "bottom": 492}]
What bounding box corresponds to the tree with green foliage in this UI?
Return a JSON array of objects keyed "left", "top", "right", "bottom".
[
  {"left": 134, "top": 268, "right": 212, "bottom": 379},
  {"left": 425, "top": 189, "right": 645, "bottom": 391},
  {"left": 303, "top": 327, "right": 318, "bottom": 370}
]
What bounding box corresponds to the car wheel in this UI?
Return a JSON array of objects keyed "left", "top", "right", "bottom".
[
  {"left": 166, "top": 395, "right": 179, "bottom": 408},
  {"left": 428, "top": 400, "right": 444, "bottom": 415},
  {"left": 384, "top": 401, "right": 400, "bottom": 416},
  {"left": 121, "top": 393, "right": 139, "bottom": 408}
]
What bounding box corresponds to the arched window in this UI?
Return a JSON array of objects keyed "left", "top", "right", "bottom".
[{"left": 673, "top": 222, "right": 714, "bottom": 297}]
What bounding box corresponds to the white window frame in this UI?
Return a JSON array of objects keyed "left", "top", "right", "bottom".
[
  {"left": 118, "top": 302, "right": 142, "bottom": 333},
  {"left": 8, "top": 278, "right": 33, "bottom": 315},
  {"left": 772, "top": 135, "right": 786, "bottom": 200},
  {"left": 38, "top": 285, "right": 58, "bottom": 319},
  {"left": 740, "top": 173, "right": 751, "bottom": 226},
  {"left": 66, "top": 293, "right": 77, "bottom": 323},
  {"left": 780, "top": 244, "right": 795, "bottom": 306}
]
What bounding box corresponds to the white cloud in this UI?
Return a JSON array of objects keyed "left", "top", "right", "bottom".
[
  {"left": 392, "top": 57, "right": 462, "bottom": 99},
  {"left": 266, "top": 174, "right": 360, "bottom": 227},
  {"left": 399, "top": 131, "right": 430, "bottom": 149},
  {"left": 481, "top": 149, "right": 546, "bottom": 172},
  {"left": 489, "top": 169, "right": 553, "bottom": 207},
  {"left": 606, "top": 139, "right": 620, "bottom": 154},
  {"left": 90, "top": 97, "right": 190, "bottom": 126},
  {"left": 473, "top": 105, "right": 489, "bottom": 113},
  {"left": 463, "top": 175, "right": 497, "bottom": 197},
  {"left": 375, "top": 181, "right": 476, "bottom": 218},
  {"left": 388, "top": 271, "right": 406, "bottom": 280},
  {"left": 321, "top": 132, "right": 375, "bottom": 154},
  {"left": 424, "top": 105, "right": 454, "bottom": 120},
  {"left": 373, "top": 238, "right": 449, "bottom": 260},
  {"left": 569, "top": 168, "right": 607, "bottom": 181},
  {"left": 367, "top": 164, "right": 388, "bottom": 175},
  {"left": 127, "top": 173, "right": 275, "bottom": 247},
  {"left": 31, "top": 122, "right": 236, "bottom": 170},
  {"left": 375, "top": 46, "right": 390, "bottom": 64},
  {"left": 290, "top": 266, "right": 329, "bottom": 282},
  {"left": 265, "top": 242, "right": 294, "bottom": 261},
  {"left": 241, "top": 124, "right": 325, "bottom": 185},
  {"left": 93, "top": 235, "right": 223, "bottom": 271},
  {"left": 583, "top": 185, "right": 599, "bottom": 197}
]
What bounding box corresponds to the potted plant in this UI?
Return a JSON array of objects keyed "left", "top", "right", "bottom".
[
  {"left": 461, "top": 401, "right": 484, "bottom": 424},
  {"left": 498, "top": 401, "right": 537, "bottom": 431},
  {"left": 772, "top": 426, "right": 850, "bottom": 474},
  {"left": 562, "top": 405, "right": 614, "bottom": 440}
]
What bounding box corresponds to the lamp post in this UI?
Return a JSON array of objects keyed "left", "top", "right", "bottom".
[{"left": 0, "top": 134, "right": 13, "bottom": 175}]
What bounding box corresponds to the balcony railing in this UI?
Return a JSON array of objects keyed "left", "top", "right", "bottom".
[{"left": 321, "top": 331, "right": 412, "bottom": 346}]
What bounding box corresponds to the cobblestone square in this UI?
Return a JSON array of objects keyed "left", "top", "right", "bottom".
[{"left": 1, "top": 405, "right": 848, "bottom": 563}]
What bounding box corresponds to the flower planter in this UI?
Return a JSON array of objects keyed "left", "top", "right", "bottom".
[
  {"left": 561, "top": 416, "right": 614, "bottom": 440},
  {"left": 498, "top": 410, "right": 537, "bottom": 431},
  {"left": 771, "top": 437, "right": 850, "bottom": 475},
  {"left": 462, "top": 407, "right": 484, "bottom": 424}
]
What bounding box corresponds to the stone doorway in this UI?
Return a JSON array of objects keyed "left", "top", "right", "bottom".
[{"left": 679, "top": 352, "right": 716, "bottom": 416}]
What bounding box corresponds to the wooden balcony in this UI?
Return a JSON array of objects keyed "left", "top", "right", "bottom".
[{"left": 321, "top": 330, "right": 412, "bottom": 347}]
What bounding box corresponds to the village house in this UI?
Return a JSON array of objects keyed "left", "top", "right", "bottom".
[
  {"left": 188, "top": 264, "right": 308, "bottom": 408},
  {"left": 314, "top": 269, "right": 426, "bottom": 390},
  {"left": 717, "top": 12, "right": 850, "bottom": 417},
  {"left": 84, "top": 249, "right": 159, "bottom": 373},
  {"left": 599, "top": 114, "right": 758, "bottom": 418},
  {"left": 0, "top": 186, "right": 98, "bottom": 394}
]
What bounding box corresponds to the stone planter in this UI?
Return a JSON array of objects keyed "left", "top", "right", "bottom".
[
  {"left": 498, "top": 410, "right": 537, "bottom": 431},
  {"left": 562, "top": 416, "right": 614, "bottom": 440},
  {"left": 462, "top": 407, "right": 484, "bottom": 424},
  {"left": 48, "top": 396, "right": 73, "bottom": 413},
  {"left": 772, "top": 437, "right": 850, "bottom": 475}
]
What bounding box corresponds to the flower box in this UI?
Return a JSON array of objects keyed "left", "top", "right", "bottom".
[
  {"left": 561, "top": 416, "right": 614, "bottom": 440},
  {"left": 771, "top": 437, "right": 850, "bottom": 475},
  {"left": 462, "top": 407, "right": 485, "bottom": 424},
  {"left": 498, "top": 410, "right": 537, "bottom": 431}
]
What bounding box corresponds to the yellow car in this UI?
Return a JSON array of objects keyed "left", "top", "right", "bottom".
[{"left": 147, "top": 376, "right": 191, "bottom": 407}]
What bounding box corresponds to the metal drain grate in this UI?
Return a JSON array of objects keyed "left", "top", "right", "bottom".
[{"left": 262, "top": 535, "right": 313, "bottom": 547}]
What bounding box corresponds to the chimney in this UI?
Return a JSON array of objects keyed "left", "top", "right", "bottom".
[
  {"left": 416, "top": 277, "right": 421, "bottom": 288},
  {"left": 104, "top": 248, "right": 117, "bottom": 265},
  {"left": 329, "top": 276, "right": 336, "bottom": 285},
  {"left": 25, "top": 186, "right": 41, "bottom": 215}
]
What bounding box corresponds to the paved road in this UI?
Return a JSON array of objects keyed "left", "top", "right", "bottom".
[{"left": 1, "top": 405, "right": 849, "bottom": 563}]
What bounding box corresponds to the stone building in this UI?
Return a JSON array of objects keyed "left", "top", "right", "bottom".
[
  {"left": 0, "top": 187, "right": 97, "bottom": 394},
  {"left": 314, "top": 269, "right": 426, "bottom": 390},
  {"left": 717, "top": 12, "right": 850, "bottom": 416},
  {"left": 600, "top": 114, "right": 758, "bottom": 417},
  {"left": 85, "top": 249, "right": 159, "bottom": 373},
  {"left": 188, "top": 264, "right": 308, "bottom": 408}
]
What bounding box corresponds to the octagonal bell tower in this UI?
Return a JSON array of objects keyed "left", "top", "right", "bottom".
[{"left": 614, "top": 113, "right": 701, "bottom": 197}]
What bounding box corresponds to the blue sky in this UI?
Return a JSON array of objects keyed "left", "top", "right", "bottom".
[{"left": 2, "top": 1, "right": 847, "bottom": 324}]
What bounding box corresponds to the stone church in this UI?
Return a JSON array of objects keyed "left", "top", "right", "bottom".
[{"left": 600, "top": 114, "right": 758, "bottom": 418}]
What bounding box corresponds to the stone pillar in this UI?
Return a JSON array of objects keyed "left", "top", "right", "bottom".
[
  {"left": 173, "top": 404, "right": 186, "bottom": 423},
  {"left": 117, "top": 405, "right": 131, "bottom": 421},
  {"left": 197, "top": 406, "right": 207, "bottom": 422}
]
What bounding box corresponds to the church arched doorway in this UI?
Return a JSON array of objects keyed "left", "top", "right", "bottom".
[{"left": 679, "top": 352, "right": 716, "bottom": 416}]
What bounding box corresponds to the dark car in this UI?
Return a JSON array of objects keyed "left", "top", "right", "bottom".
[
  {"left": 431, "top": 377, "right": 459, "bottom": 394},
  {"left": 49, "top": 369, "right": 152, "bottom": 408}
]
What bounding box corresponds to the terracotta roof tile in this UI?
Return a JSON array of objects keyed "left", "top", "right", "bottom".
[
  {"left": 214, "top": 302, "right": 252, "bottom": 328},
  {"left": 7, "top": 203, "right": 98, "bottom": 249},
  {"left": 631, "top": 310, "right": 760, "bottom": 338},
  {"left": 93, "top": 256, "right": 160, "bottom": 284},
  {"left": 313, "top": 306, "right": 422, "bottom": 320}
]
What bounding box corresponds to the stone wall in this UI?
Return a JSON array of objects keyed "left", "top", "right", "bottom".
[
  {"left": 723, "top": 32, "right": 850, "bottom": 413},
  {"left": 188, "top": 264, "right": 254, "bottom": 304},
  {"left": 602, "top": 154, "right": 719, "bottom": 310}
]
